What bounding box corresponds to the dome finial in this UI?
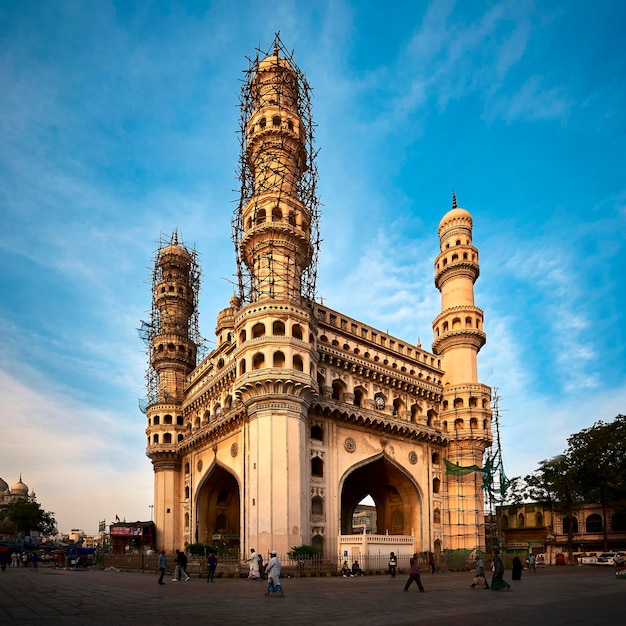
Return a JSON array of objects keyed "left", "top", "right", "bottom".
[
  {"left": 273, "top": 32, "right": 280, "bottom": 57},
  {"left": 452, "top": 189, "right": 457, "bottom": 209},
  {"left": 172, "top": 228, "right": 179, "bottom": 246}
]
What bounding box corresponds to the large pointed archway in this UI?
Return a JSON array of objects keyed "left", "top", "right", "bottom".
[
  {"left": 196, "top": 464, "right": 240, "bottom": 552},
  {"left": 340, "top": 455, "right": 421, "bottom": 536}
]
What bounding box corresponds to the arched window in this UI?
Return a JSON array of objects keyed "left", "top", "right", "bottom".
[
  {"left": 292, "top": 324, "right": 303, "bottom": 340},
  {"left": 153, "top": 434, "right": 159, "bottom": 444},
  {"left": 252, "top": 323, "right": 265, "bottom": 339},
  {"left": 311, "top": 457, "right": 324, "bottom": 477},
  {"left": 185, "top": 512, "right": 189, "bottom": 528},
  {"left": 518, "top": 513, "right": 525, "bottom": 528},
  {"left": 256, "top": 208, "right": 266, "bottom": 224},
  {"left": 164, "top": 414, "right": 173, "bottom": 425},
  {"left": 239, "top": 329, "right": 247, "bottom": 343},
  {"left": 311, "top": 425, "right": 324, "bottom": 441},
  {"left": 536, "top": 512, "right": 543, "bottom": 527},
  {"left": 433, "top": 508, "right": 441, "bottom": 524},
  {"left": 177, "top": 434, "right": 183, "bottom": 442},
  {"left": 153, "top": 415, "right": 160, "bottom": 425},
  {"left": 272, "top": 207, "right": 282, "bottom": 221},
  {"left": 239, "top": 359, "right": 246, "bottom": 375},
  {"left": 273, "top": 320, "right": 285, "bottom": 335},
  {"left": 432, "top": 452, "right": 440, "bottom": 465},
  {"left": 353, "top": 388, "right": 365, "bottom": 407},
  {"left": 563, "top": 516, "right": 578, "bottom": 534},
  {"left": 427, "top": 409, "right": 437, "bottom": 426},
  {"left": 273, "top": 351, "right": 285, "bottom": 368},
  {"left": 252, "top": 352, "right": 265, "bottom": 369},
  {"left": 332, "top": 380, "right": 345, "bottom": 401},
  {"left": 163, "top": 433, "right": 172, "bottom": 444},
  {"left": 185, "top": 486, "right": 190, "bottom": 499},
  {"left": 585, "top": 514, "right": 602, "bottom": 533},
  {"left": 502, "top": 515, "right": 508, "bottom": 528},
  {"left": 311, "top": 496, "right": 324, "bottom": 516},
  {"left": 432, "top": 477, "right": 441, "bottom": 494},
  {"left": 293, "top": 354, "right": 304, "bottom": 371},
  {"left": 611, "top": 510, "right": 626, "bottom": 532}
]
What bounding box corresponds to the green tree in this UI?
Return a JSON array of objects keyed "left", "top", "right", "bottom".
[
  {"left": 0, "top": 500, "right": 57, "bottom": 538},
  {"left": 523, "top": 455, "right": 582, "bottom": 561},
  {"left": 565, "top": 415, "right": 626, "bottom": 550}
]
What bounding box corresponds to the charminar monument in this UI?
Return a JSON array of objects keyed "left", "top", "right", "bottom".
[{"left": 141, "top": 37, "right": 492, "bottom": 566}]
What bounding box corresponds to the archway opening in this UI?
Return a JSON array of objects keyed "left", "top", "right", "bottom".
[
  {"left": 340, "top": 457, "right": 420, "bottom": 536},
  {"left": 196, "top": 465, "right": 240, "bottom": 553}
]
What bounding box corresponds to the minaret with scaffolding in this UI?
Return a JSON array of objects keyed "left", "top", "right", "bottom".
[
  {"left": 432, "top": 194, "right": 492, "bottom": 555},
  {"left": 141, "top": 230, "right": 202, "bottom": 550},
  {"left": 230, "top": 36, "right": 321, "bottom": 555}
]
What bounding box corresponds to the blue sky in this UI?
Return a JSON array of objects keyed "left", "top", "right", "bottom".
[{"left": 1, "top": 0, "right": 624, "bottom": 535}]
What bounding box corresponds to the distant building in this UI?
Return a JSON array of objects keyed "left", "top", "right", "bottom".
[
  {"left": 495, "top": 502, "right": 626, "bottom": 563},
  {"left": 352, "top": 504, "right": 377, "bottom": 534},
  {"left": 109, "top": 521, "right": 156, "bottom": 554},
  {"left": 0, "top": 474, "right": 35, "bottom": 506}
]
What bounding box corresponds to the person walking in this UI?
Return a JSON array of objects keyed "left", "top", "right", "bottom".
[
  {"left": 157, "top": 550, "right": 167, "bottom": 585},
  {"left": 173, "top": 549, "right": 191, "bottom": 581},
  {"left": 403, "top": 553, "right": 425, "bottom": 592},
  {"left": 264, "top": 550, "right": 285, "bottom": 597},
  {"left": 207, "top": 551, "right": 217, "bottom": 582},
  {"left": 247, "top": 548, "right": 261, "bottom": 580},
  {"left": 512, "top": 555, "right": 523, "bottom": 580},
  {"left": 389, "top": 552, "right": 398, "bottom": 578},
  {"left": 470, "top": 554, "right": 489, "bottom": 589},
  {"left": 428, "top": 552, "right": 436, "bottom": 574},
  {"left": 490, "top": 549, "right": 511, "bottom": 591}
]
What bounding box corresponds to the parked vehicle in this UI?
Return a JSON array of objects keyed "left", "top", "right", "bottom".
[
  {"left": 594, "top": 552, "right": 626, "bottom": 565},
  {"left": 535, "top": 553, "right": 546, "bottom": 566}
]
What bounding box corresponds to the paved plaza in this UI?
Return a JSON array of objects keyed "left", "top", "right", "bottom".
[{"left": 0, "top": 565, "right": 623, "bottom": 625}]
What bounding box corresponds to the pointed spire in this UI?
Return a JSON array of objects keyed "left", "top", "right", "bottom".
[
  {"left": 172, "top": 228, "right": 179, "bottom": 246},
  {"left": 452, "top": 190, "right": 457, "bottom": 209}
]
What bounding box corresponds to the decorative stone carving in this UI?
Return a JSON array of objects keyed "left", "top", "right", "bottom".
[
  {"left": 344, "top": 437, "right": 356, "bottom": 453},
  {"left": 231, "top": 442, "right": 238, "bottom": 457}
]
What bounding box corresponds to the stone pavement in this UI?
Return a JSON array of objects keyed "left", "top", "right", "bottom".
[{"left": 0, "top": 565, "right": 623, "bottom": 625}]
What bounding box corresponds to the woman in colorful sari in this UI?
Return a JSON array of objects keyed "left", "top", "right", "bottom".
[{"left": 491, "top": 549, "right": 510, "bottom": 591}]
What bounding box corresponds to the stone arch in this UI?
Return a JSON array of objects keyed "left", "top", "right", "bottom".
[
  {"left": 339, "top": 454, "right": 423, "bottom": 542},
  {"left": 196, "top": 463, "right": 241, "bottom": 551}
]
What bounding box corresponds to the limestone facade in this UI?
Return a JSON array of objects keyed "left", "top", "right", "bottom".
[{"left": 143, "top": 40, "right": 492, "bottom": 560}]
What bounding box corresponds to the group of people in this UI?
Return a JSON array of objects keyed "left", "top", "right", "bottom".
[
  {"left": 340, "top": 560, "right": 363, "bottom": 577},
  {"left": 0, "top": 551, "right": 39, "bottom": 570},
  {"left": 471, "top": 549, "right": 536, "bottom": 591},
  {"left": 155, "top": 547, "right": 530, "bottom": 595},
  {"left": 247, "top": 548, "right": 284, "bottom": 596},
  {"left": 157, "top": 548, "right": 217, "bottom": 585}
]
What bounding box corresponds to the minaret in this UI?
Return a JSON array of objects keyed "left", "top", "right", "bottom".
[
  {"left": 145, "top": 230, "right": 198, "bottom": 550},
  {"left": 233, "top": 39, "right": 319, "bottom": 556},
  {"left": 238, "top": 41, "right": 313, "bottom": 302},
  {"left": 432, "top": 193, "right": 492, "bottom": 553}
]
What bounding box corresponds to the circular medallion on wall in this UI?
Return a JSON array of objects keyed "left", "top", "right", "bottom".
[
  {"left": 344, "top": 437, "right": 356, "bottom": 453},
  {"left": 197, "top": 459, "right": 203, "bottom": 472},
  {"left": 409, "top": 451, "right": 418, "bottom": 465},
  {"left": 230, "top": 442, "right": 238, "bottom": 457}
]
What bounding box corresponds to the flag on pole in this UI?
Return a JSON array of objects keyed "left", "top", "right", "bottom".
[{"left": 115, "top": 514, "right": 120, "bottom": 522}]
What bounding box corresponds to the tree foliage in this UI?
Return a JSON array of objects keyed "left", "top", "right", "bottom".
[{"left": 0, "top": 500, "right": 57, "bottom": 537}]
